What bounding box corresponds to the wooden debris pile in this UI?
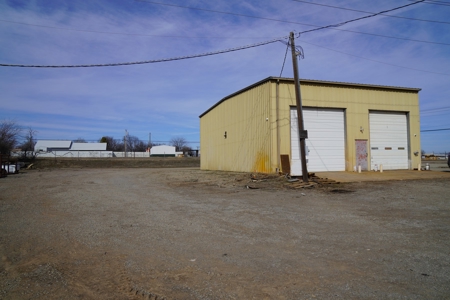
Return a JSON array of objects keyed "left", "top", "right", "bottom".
[
  {"left": 240, "top": 172, "right": 340, "bottom": 190},
  {"left": 240, "top": 173, "right": 286, "bottom": 190},
  {"left": 309, "top": 173, "right": 340, "bottom": 185},
  {"left": 286, "top": 173, "right": 340, "bottom": 189}
]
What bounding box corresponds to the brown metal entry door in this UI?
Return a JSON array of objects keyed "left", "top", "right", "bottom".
[{"left": 355, "top": 140, "right": 368, "bottom": 170}]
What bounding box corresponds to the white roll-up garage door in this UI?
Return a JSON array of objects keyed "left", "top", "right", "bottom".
[
  {"left": 290, "top": 107, "right": 345, "bottom": 176},
  {"left": 369, "top": 111, "right": 408, "bottom": 170}
]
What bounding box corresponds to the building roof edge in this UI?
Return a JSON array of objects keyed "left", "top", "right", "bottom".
[{"left": 199, "top": 77, "right": 421, "bottom": 118}]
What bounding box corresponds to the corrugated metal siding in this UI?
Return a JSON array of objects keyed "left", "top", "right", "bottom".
[
  {"left": 151, "top": 145, "right": 176, "bottom": 155},
  {"left": 276, "top": 81, "right": 420, "bottom": 171},
  {"left": 200, "top": 78, "right": 420, "bottom": 173},
  {"left": 200, "top": 82, "right": 272, "bottom": 172},
  {"left": 71, "top": 143, "right": 107, "bottom": 151}
]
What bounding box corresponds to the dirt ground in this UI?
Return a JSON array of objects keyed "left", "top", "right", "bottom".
[{"left": 1, "top": 167, "right": 449, "bottom": 299}]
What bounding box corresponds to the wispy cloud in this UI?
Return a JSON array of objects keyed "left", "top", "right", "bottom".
[{"left": 0, "top": 0, "right": 449, "bottom": 150}]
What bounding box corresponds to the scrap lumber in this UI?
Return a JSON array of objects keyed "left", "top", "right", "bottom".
[
  {"left": 309, "top": 173, "right": 340, "bottom": 184},
  {"left": 288, "top": 181, "right": 318, "bottom": 189}
]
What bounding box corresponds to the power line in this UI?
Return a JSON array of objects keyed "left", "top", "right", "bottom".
[
  {"left": 314, "top": 27, "right": 450, "bottom": 46},
  {"left": 421, "top": 106, "right": 450, "bottom": 112},
  {"left": 409, "top": 0, "right": 450, "bottom": 6},
  {"left": 2, "top": 16, "right": 446, "bottom": 47},
  {"left": 299, "top": 39, "right": 450, "bottom": 76},
  {"left": 136, "top": 0, "right": 447, "bottom": 46},
  {"left": 134, "top": 0, "right": 318, "bottom": 26},
  {"left": 0, "top": 1, "right": 445, "bottom": 47},
  {"left": 298, "top": 0, "right": 426, "bottom": 35},
  {"left": 421, "top": 128, "right": 450, "bottom": 132},
  {"left": 421, "top": 107, "right": 450, "bottom": 115},
  {"left": 0, "top": 0, "right": 433, "bottom": 69},
  {"left": 428, "top": 0, "right": 450, "bottom": 5},
  {"left": 136, "top": 0, "right": 425, "bottom": 28},
  {"left": 0, "top": 19, "right": 272, "bottom": 39},
  {"left": 136, "top": 0, "right": 430, "bottom": 33},
  {"left": 292, "top": 0, "right": 450, "bottom": 25},
  {"left": 0, "top": 35, "right": 287, "bottom": 68},
  {"left": 279, "top": 41, "right": 290, "bottom": 77}
]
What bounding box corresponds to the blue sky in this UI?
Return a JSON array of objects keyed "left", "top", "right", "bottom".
[{"left": 0, "top": 0, "right": 449, "bottom": 152}]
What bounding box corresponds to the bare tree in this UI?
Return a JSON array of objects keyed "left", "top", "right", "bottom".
[
  {"left": 0, "top": 120, "right": 21, "bottom": 155},
  {"left": 100, "top": 136, "right": 122, "bottom": 151},
  {"left": 114, "top": 140, "right": 124, "bottom": 152},
  {"left": 20, "top": 127, "right": 38, "bottom": 158},
  {"left": 100, "top": 136, "right": 147, "bottom": 152},
  {"left": 170, "top": 136, "right": 188, "bottom": 151},
  {"left": 134, "top": 140, "right": 147, "bottom": 152},
  {"left": 125, "top": 135, "right": 146, "bottom": 152}
]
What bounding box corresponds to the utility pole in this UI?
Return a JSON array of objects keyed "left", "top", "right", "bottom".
[
  {"left": 148, "top": 132, "right": 151, "bottom": 157},
  {"left": 124, "top": 129, "right": 128, "bottom": 158},
  {"left": 290, "top": 32, "right": 309, "bottom": 182}
]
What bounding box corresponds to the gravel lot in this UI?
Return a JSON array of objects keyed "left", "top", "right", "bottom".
[{"left": 1, "top": 167, "right": 449, "bottom": 299}]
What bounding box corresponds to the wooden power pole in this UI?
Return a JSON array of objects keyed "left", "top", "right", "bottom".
[{"left": 290, "top": 32, "right": 309, "bottom": 182}]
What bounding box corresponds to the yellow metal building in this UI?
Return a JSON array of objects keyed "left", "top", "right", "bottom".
[{"left": 199, "top": 77, "right": 421, "bottom": 175}]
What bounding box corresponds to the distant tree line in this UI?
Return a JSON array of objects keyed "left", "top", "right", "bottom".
[
  {"left": 0, "top": 119, "right": 194, "bottom": 156},
  {"left": 98, "top": 135, "right": 193, "bottom": 153},
  {"left": 99, "top": 136, "right": 150, "bottom": 152}
]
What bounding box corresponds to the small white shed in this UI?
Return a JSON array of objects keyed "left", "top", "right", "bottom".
[{"left": 150, "top": 145, "right": 179, "bottom": 157}]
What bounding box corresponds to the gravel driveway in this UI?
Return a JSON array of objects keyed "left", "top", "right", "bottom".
[{"left": 1, "top": 168, "right": 449, "bottom": 299}]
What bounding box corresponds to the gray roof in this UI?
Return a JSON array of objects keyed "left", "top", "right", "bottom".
[
  {"left": 35, "top": 140, "right": 72, "bottom": 150},
  {"left": 70, "top": 143, "right": 107, "bottom": 151},
  {"left": 34, "top": 140, "right": 107, "bottom": 151}
]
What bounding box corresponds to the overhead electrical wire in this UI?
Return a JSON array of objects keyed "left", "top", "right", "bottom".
[
  {"left": 315, "top": 27, "right": 450, "bottom": 46},
  {"left": 135, "top": 0, "right": 446, "bottom": 45},
  {"left": 409, "top": 0, "right": 450, "bottom": 6},
  {"left": 134, "top": 0, "right": 322, "bottom": 26},
  {"left": 421, "top": 128, "right": 450, "bottom": 132},
  {"left": 421, "top": 106, "right": 450, "bottom": 112},
  {"left": 297, "top": 0, "right": 426, "bottom": 35},
  {"left": 292, "top": 0, "right": 450, "bottom": 25},
  {"left": 0, "top": 0, "right": 431, "bottom": 68},
  {"left": 420, "top": 106, "right": 450, "bottom": 114},
  {"left": 1, "top": 16, "right": 446, "bottom": 46},
  {"left": 0, "top": 35, "right": 287, "bottom": 68},
  {"left": 279, "top": 41, "right": 290, "bottom": 77},
  {"left": 299, "top": 39, "right": 450, "bottom": 76},
  {"left": 0, "top": 19, "right": 271, "bottom": 39},
  {"left": 138, "top": 0, "right": 448, "bottom": 46},
  {"left": 0, "top": 0, "right": 446, "bottom": 46}
]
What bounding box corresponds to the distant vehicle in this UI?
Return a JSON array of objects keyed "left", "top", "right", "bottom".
[{"left": 448, "top": 154, "right": 450, "bottom": 168}]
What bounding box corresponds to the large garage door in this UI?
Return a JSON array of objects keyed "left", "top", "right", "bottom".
[
  {"left": 369, "top": 111, "right": 408, "bottom": 170},
  {"left": 291, "top": 108, "right": 345, "bottom": 176}
]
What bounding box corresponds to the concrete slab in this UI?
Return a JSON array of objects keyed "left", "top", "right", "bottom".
[
  {"left": 314, "top": 160, "right": 450, "bottom": 183},
  {"left": 315, "top": 170, "right": 450, "bottom": 183}
]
